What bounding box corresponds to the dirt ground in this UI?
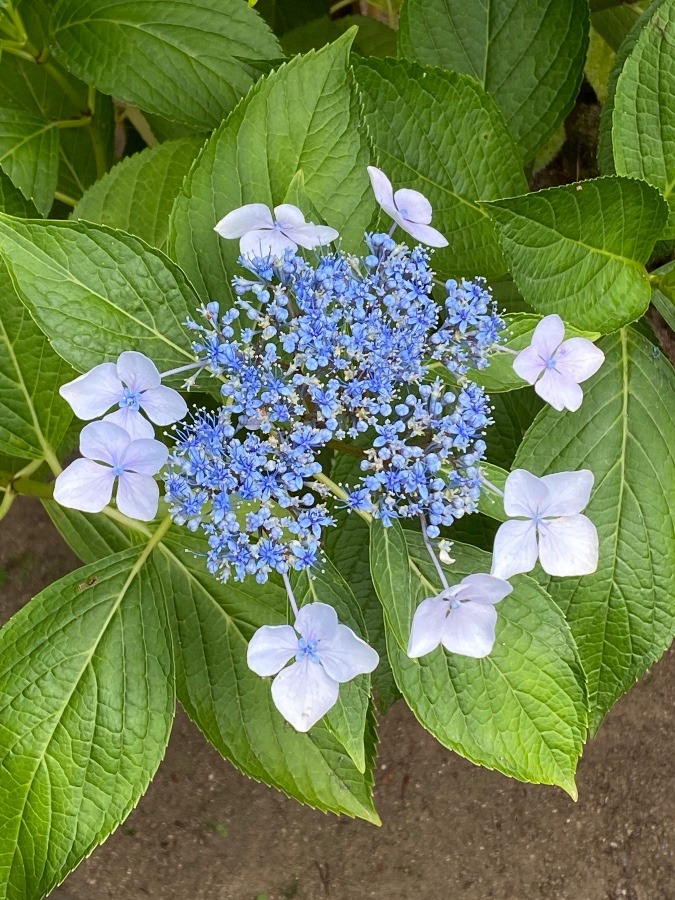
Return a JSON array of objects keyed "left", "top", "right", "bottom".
[{"left": 1, "top": 499, "right": 673, "bottom": 900}]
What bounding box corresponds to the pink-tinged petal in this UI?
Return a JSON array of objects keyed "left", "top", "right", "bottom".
[
  {"left": 491, "top": 519, "right": 539, "bottom": 579},
  {"left": 441, "top": 601, "right": 498, "bottom": 658},
  {"left": 512, "top": 344, "right": 546, "bottom": 385},
  {"left": 283, "top": 223, "right": 340, "bottom": 250},
  {"left": 139, "top": 385, "right": 188, "bottom": 425},
  {"left": 214, "top": 203, "right": 274, "bottom": 239},
  {"left": 538, "top": 514, "right": 599, "bottom": 576},
  {"left": 398, "top": 219, "right": 449, "bottom": 248},
  {"left": 240, "top": 228, "right": 296, "bottom": 259},
  {"left": 53, "top": 459, "right": 115, "bottom": 513},
  {"left": 271, "top": 658, "right": 339, "bottom": 732},
  {"left": 79, "top": 420, "right": 130, "bottom": 466},
  {"left": 59, "top": 363, "right": 122, "bottom": 419},
  {"left": 247, "top": 624, "right": 298, "bottom": 676},
  {"left": 407, "top": 597, "right": 448, "bottom": 657},
  {"left": 319, "top": 625, "right": 378, "bottom": 682},
  {"left": 273, "top": 204, "right": 306, "bottom": 227},
  {"left": 116, "top": 471, "right": 159, "bottom": 521},
  {"left": 535, "top": 367, "right": 584, "bottom": 412},
  {"left": 393, "top": 187, "right": 432, "bottom": 224},
  {"left": 295, "top": 602, "right": 339, "bottom": 642},
  {"left": 104, "top": 408, "right": 155, "bottom": 441},
  {"left": 121, "top": 437, "right": 168, "bottom": 476},
  {"left": 367, "top": 165, "right": 395, "bottom": 210},
  {"left": 503, "top": 469, "right": 548, "bottom": 518},
  {"left": 554, "top": 338, "right": 605, "bottom": 383},
  {"left": 539, "top": 469, "right": 594, "bottom": 517},
  {"left": 530, "top": 314, "right": 565, "bottom": 359},
  {"left": 455, "top": 574, "right": 513, "bottom": 606},
  {"left": 116, "top": 350, "right": 160, "bottom": 392}
]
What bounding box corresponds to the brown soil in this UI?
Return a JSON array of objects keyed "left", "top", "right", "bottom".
[{"left": 2, "top": 499, "right": 673, "bottom": 900}]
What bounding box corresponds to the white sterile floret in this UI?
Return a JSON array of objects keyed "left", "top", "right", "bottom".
[
  {"left": 408, "top": 574, "right": 512, "bottom": 659},
  {"left": 491, "top": 468, "right": 599, "bottom": 580},
  {"left": 60, "top": 351, "right": 187, "bottom": 441},
  {"left": 214, "top": 202, "right": 339, "bottom": 258},
  {"left": 247, "top": 602, "right": 378, "bottom": 732},
  {"left": 53, "top": 421, "right": 168, "bottom": 521},
  {"left": 367, "top": 166, "right": 448, "bottom": 248},
  {"left": 513, "top": 314, "right": 605, "bottom": 412}
]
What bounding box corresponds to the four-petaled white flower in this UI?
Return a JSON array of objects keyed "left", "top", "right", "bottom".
[
  {"left": 513, "top": 314, "right": 604, "bottom": 412},
  {"left": 60, "top": 351, "right": 188, "bottom": 441},
  {"left": 53, "top": 421, "right": 168, "bottom": 521},
  {"left": 367, "top": 166, "right": 448, "bottom": 248},
  {"left": 247, "top": 602, "right": 379, "bottom": 732},
  {"left": 408, "top": 574, "right": 512, "bottom": 659},
  {"left": 491, "top": 469, "right": 598, "bottom": 581},
  {"left": 214, "top": 203, "right": 339, "bottom": 259}
]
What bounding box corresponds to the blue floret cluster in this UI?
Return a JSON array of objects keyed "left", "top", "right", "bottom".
[{"left": 164, "top": 234, "right": 505, "bottom": 582}]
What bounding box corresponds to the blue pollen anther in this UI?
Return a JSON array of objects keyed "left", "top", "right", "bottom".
[
  {"left": 120, "top": 387, "right": 142, "bottom": 410},
  {"left": 544, "top": 356, "right": 558, "bottom": 370},
  {"left": 450, "top": 598, "right": 462, "bottom": 610},
  {"left": 112, "top": 464, "right": 126, "bottom": 477},
  {"left": 296, "top": 637, "right": 320, "bottom": 663}
]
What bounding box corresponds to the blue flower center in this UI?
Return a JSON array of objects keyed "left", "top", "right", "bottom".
[
  {"left": 119, "top": 386, "right": 142, "bottom": 410},
  {"left": 112, "top": 463, "right": 126, "bottom": 477},
  {"left": 449, "top": 598, "right": 462, "bottom": 610},
  {"left": 296, "top": 637, "right": 320, "bottom": 663},
  {"left": 544, "top": 355, "right": 558, "bottom": 370}
]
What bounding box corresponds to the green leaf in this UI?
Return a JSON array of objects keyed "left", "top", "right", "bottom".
[
  {"left": 168, "top": 34, "right": 374, "bottom": 304},
  {"left": 0, "top": 260, "right": 73, "bottom": 459},
  {"left": 255, "top": 0, "right": 329, "bottom": 36},
  {"left": 353, "top": 57, "right": 527, "bottom": 279},
  {"left": 0, "top": 548, "right": 175, "bottom": 900},
  {"left": 369, "top": 519, "right": 413, "bottom": 653},
  {"left": 591, "top": 2, "right": 641, "bottom": 52},
  {"left": 49, "top": 0, "right": 282, "bottom": 130},
  {"left": 398, "top": 0, "right": 590, "bottom": 161},
  {"left": 487, "top": 388, "right": 544, "bottom": 469},
  {"left": 73, "top": 137, "right": 204, "bottom": 250},
  {"left": 281, "top": 16, "right": 396, "bottom": 58},
  {"left": 611, "top": 0, "right": 675, "bottom": 237},
  {"left": 651, "top": 259, "right": 675, "bottom": 331},
  {"left": 383, "top": 533, "right": 587, "bottom": 795},
  {"left": 477, "top": 463, "right": 509, "bottom": 522},
  {"left": 0, "top": 168, "right": 39, "bottom": 218},
  {"left": 514, "top": 328, "right": 675, "bottom": 732},
  {"left": 0, "top": 108, "right": 59, "bottom": 215},
  {"left": 486, "top": 177, "right": 668, "bottom": 333},
  {"left": 0, "top": 215, "right": 200, "bottom": 377}
]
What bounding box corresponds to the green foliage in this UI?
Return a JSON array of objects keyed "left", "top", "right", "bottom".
[
  {"left": 281, "top": 15, "right": 396, "bottom": 58},
  {"left": 398, "top": 0, "right": 590, "bottom": 161},
  {"left": 0, "top": 108, "right": 59, "bottom": 215},
  {"left": 515, "top": 329, "right": 675, "bottom": 732},
  {"left": 0, "top": 169, "right": 38, "bottom": 218},
  {"left": 353, "top": 57, "right": 527, "bottom": 279},
  {"left": 487, "top": 177, "right": 668, "bottom": 333}
]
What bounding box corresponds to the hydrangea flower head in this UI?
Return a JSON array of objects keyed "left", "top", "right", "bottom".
[
  {"left": 367, "top": 166, "right": 448, "bottom": 248},
  {"left": 214, "top": 202, "right": 339, "bottom": 258}
]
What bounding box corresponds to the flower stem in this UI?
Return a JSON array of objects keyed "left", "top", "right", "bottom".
[
  {"left": 314, "top": 471, "right": 372, "bottom": 524},
  {"left": 159, "top": 360, "right": 204, "bottom": 378},
  {"left": 326, "top": 438, "right": 365, "bottom": 458},
  {"left": 420, "top": 514, "right": 450, "bottom": 592},
  {"left": 282, "top": 571, "right": 299, "bottom": 618},
  {"left": 482, "top": 477, "right": 504, "bottom": 499}
]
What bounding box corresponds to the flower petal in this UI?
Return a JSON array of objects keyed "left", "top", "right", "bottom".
[
  {"left": 491, "top": 519, "right": 539, "bottom": 579},
  {"left": 367, "top": 165, "right": 395, "bottom": 211},
  {"left": 503, "top": 468, "right": 548, "bottom": 518},
  {"left": 247, "top": 624, "right": 298, "bottom": 676},
  {"left": 539, "top": 469, "right": 594, "bottom": 517},
  {"left": 555, "top": 337, "right": 605, "bottom": 383},
  {"left": 121, "top": 437, "right": 169, "bottom": 476},
  {"left": 283, "top": 223, "right": 340, "bottom": 250},
  {"left": 397, "top": 219, "right": 449, "bottom": 248},
  {"left": 240, "top": 228, "right": 296, "bottom": 259},
  {"left": 214, "top": 203, "right": 274, "bottom": 239},
  {"left": 139, "top": 385, "right": 188, "bottom": 425},
  {"left": 59, "top": 363, "right": 122, "bottom": 419},
  {"left": 104, "top": 408, "right": 155, "bottom": 441},
  {"left": 271, "top": 658, "right": 339, "bottom": 732},
  {"left": 273, "top": 204, "right": 307, "bottom": 227},
  {"left": 53, "top": 459, "right": 115, "bottom": 513},
  {"left": 407, "top": 597, "right": 448, "bottom": 657},
  {"left": 116, "top": 471, "right": 160, "bottom": 521},
  {"left": 393, "top": 187, "right": 432, "bottom": 224},
  {"left": 441, "top": 601, "right": 498, "bottom": 658},
  {"left": 529, "top": 314, "right": 565, "bottom": 360},
  {"left": 512, "top": 344, "right": 546, "bottom": 385},
  {"left": 294, "top": 602, "right": 339, "bottom": 642},
  {"left": 116, "top": 351, "right": 160, "bottom": 392},
  {"left": 319, "top": 625, "right": 379, "bottom": 682},
  {"left": 455, "top": 574, "right": 513, "bottom": 606},
  {"left": 538, "top": 514, "right": 599, "bottom": 576},
  {"left": 535, "top": 367, "right": 584, "bottom": 412},
  {"left": 79, "top": 420, "right": 130, "bottom": 466}
]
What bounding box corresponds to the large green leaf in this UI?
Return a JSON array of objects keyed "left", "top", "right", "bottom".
[
  {"left": 49, "top": 0, "right": 281, "bottom": 130},
  {"left": 0, "top": 108, "right": 59, "bottom": 215},
  {"left": 281, "top": 15, "right": 396, "bottom": 58},
  {"left": 515, "top": 329, "right": 675, "bottom": 732},
  {"left": 0, "top": 261, "right": 73, "bottom": 459},
  {"left": 611, "top": 0, "right": 675, "bottom": 236},
  {"left": 0, "top": 215, "right": 200, "bottom": 378},
  {"left": 73, "top": 137, "right": 204, "bottom": 250},
  {"left": 370, "top": 523, "right": 587, "bottom": 794},
  {"left": 486, "top": 177, "right": 668, "bottom": 333},
  {"left": 0, "top": 169, "right": 38, "bottom": 218},
  {"left": 168, "top": 34, "right": 373, "bottom": 304},
  {"left": 0, "top": 548, "right": 175, "bottom": 900},
  {"left": 255, "top": 0, "right": 329, "bottom": 35},
  {"left": 487, "top": 388, "right": 544, "bottom": 470},
  {"left": 398, "top": 0, "right": 589, "bottom": 161},
  {"left": 353, "top": 57, "right": 527, "bottom": 279}
]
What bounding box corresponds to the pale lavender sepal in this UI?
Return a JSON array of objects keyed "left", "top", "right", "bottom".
[
  {"left": 538, "top": 514, "right": 599, "bottom": 576},
  {"left": 491, "top": 518, "right": 539, "bottom": 580},
  {"left": 214, "top": 203, "right": 274, "bottom": 239},
  {"left": 284, "top": 223, "right": 340, "bottom": 250},
  {"left": 441, "top": 602, "right": 498, "bottom": 659},
  {"left": 116, "top": 472, "right": 160, "bottom": 521},
  {"left": 457, "top": 574, "right": 513, "bottom": 606},
  {"left": 121, "top": 437, "right": 169, "bottom": 476},
  {"left": 79, "top": 420, "right": 130, "bottom": 466},
  {"left": 318, "top": 625, "right": 379, "bottom": 682},
  {"left": 247, "top": 624, "right": 299, "bottom": 676},
  {"left": 59, "top": 363, "right": 122, "bottom": 419},
  {"left": 535, "top": 367, "right": 583, "bottom": 411},
  {"left": 367, "top": 165, "right": 395, "bottom": 210},
  {"left": 393, "top": 188, "right": 433, "bottom": 224},
  {"left": 53, "top": 459, "right": 115, "bottom": 513},
  {"left": 295, "top": 602, "right": 339, "bottom": 642},
  {"left": 407, "top": 597, "right": 448, "bottom": 658},
  {"left": 539, "top": 470, "right": 594, "bottom": 518},
  {"left": 104, "top": 407, "right": 155, "bottom": 441},
  {"left": 503, "top": 468, "right": 548, "bottom": 518},
  {"left": 239, "top": 227, "right": 296, "bottom": 258},
  {"left": 271, "top": 657, "right": 339, "bottom": 732},
  {"left": 116, "top": 350, "right": 160, "bottom": 392},
  {"left": 397, "top": 219, "right": 448, "bottom": 248},
  {"left": 139, "top": 385, "right": 188, "bottom": 426},
  {"left": 530, "top": 314, "right": 565, "bottom": 359},
  {"left": 554, "top": 337, "right": 605, "bottom": 382}
]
